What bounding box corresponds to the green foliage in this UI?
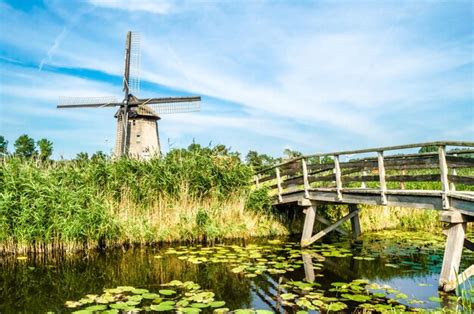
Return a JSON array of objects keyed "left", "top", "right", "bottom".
[
  {"left": 14, "top": 134, "right": 36, "bottom": 158},
  {"left": 0, "top": 144, "right": 269, "bottom": 251},
  {"left": 75, "top": 152, "right": 89, "bottom": 161},
  {"left": 0, "top": 135, "right": 8, "bottom": 157},
  {"left": 245, "top": 188, "right": 272, "bottom": 213},
  {"left": 245, "top": 151, "right": 278, "bottom": 171},
  {"left": 283, "top": 148, "right": 302, "bottom": 159},
  {"left": 418, "top": 145, "right": 438, "bottom": 153},
  {"left": 37, "top": 138, "right": 53, "bottom": 161}
]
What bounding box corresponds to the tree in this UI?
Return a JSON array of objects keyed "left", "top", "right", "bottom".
[
  {"left": 0, "top": 135, "right": 8, "bottom": 157},
  {"left": 418, "top": 145, "right": 438, "bottom": 153},
  {"left": 245, "top": 150, "right": 277, "bottom": 171},
  {"left": 91, "top": 151, "right": 107, "bottom": 161},
  {"left": 75, "top": 152, "right": 89, "bottom": 161},
  {"left": 37, "top": 138, "right": 53, "bottom": 161},
  {"left": 14, "top": 134, "right": 36, "bottom": 158},
  {"left": 283, "top": 148, "right": 303, "bottom": 160}
]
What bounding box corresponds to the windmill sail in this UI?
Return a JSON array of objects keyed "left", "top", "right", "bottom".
[
  {"left": 128, "top": 32, "right": 141, "bottom": 95},
  {"left": 57, "top": 96, "right": 120, "bottom": 108}
]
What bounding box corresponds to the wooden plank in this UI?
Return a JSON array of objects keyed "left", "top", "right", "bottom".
[
  {"left": 349, "top": 204, "right": 361, "bottom": 238},
  {"left": 361, "top": 170, "right": 367, "bottom": 188},
  {"left": 341, "top": 174, "right": 439, "bottom": 183},
  {"left": 302, "top": 158, "right": 310, "bottom": 198},
  {"left": 438, "top": 146, "right": 450, "bottom": 209},
  {"left": 315, "top": 215, "right": 348, "bottom": 235},
  {"left": 281, "top": 176, "right": 304, "bottom": 189},
  {"left": 302, "top": 253, "right": 315, "bottom": 282},
  {"left": 446, "top": 155, "right": 474, "bottom": 168},
  {"left": 302, "top": 210, "right": 359, "bottom": 247},
  {"left": 439, "top": 222, "right": 467, "bottom": 292},
  {"left": 377, "top": 151, "right": 388, "bottom": 205},
  {"left": 276, "top": 167, "right": 283, "bottom": 203},
  {"left": 334, "top": 155, "right": 343, "bottom": 201},
  {"left": 448, "top": 175, "right": 474, "bottom": 185},
  {"left": 259, "top": 173, "right": 276, "bottom": 183},
  {"left": 301, "top": 206, "right": 316, "bottom": 246}
]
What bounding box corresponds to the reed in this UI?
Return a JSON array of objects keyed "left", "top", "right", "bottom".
[{"left": 0, "top": 145, "right": 288, "bottom": 253}]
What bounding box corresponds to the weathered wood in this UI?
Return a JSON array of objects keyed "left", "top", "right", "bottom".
[
  {"left": 258, "top": 173, "right": 276, "bottom": 183},
  {"left": 255, "top": 175, "right": 260, "bottom": 188},
  {"left": 302, "top": 253, "right": 315, "bottom": 282},
  {"left": 301, "top": 206, "right": 316, "bottom": 246},
  {"left": 349, "top": 204, "right": 361, "bottom": 238},
  {"left": 315, "top": 215, "right": 348, "bottom": 235},
  {"left": 302, "top": 210, "right": 359, "bottom": 247},
  {"left": 450, "top": 166, "right": 456, "bottom": 191},
  {"left": 334, "top": 155, "right": 343, "bottom": 201},
  {"left": 439, "top": 222, "right": 466, "bottom": 292},
  {"left": 440, "top": 211, "right": 474, "bottom": 223},
  {"left": 438, "top": 146, "right": 450, "bottom": 209},
  {"left": 448, "top": 175, "right": 474, "bottom": 185},
  {"left": 341, "top": 174, "right": 440, "bottom": 183},
  {"left": 256, "top": 142, "right": 474, "bottom": 175},
  {"left": 464, "top": 238, "right": 474, "bottom": 252},
  {"left": 446, "top": 155, "right": 474, "bottom": 168},
  {"left": 302, "top": 158, "right": 310, "bottom": 198},
  {"left": 276, "top": 167, "right": 283, "bottom": 203},
  {"left": 377, "top": 151, "right": 387, "bottom": 205},
  {"left": 361, "top": 170, "right": 367, "bottom": 188}
]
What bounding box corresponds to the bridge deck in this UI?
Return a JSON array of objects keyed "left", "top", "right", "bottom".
[{"left": 275, "top": 188, "right": 474, "bottom": 215}]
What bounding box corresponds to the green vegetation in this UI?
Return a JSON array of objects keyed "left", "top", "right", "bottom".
[
  {"left": 1, "top": 134, "right": 470, "bottom": 253},
  {"left": 13, "top": 134, "right": 36, "bottom": 158},
  {"left": 0, "top": 142, "right": 287, "bottom": 253}
]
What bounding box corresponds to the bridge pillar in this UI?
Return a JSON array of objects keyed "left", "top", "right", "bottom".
[
  {"left": 439, "top": 211, "right": 472, "bottom": 292},
  {"left": 349, "top": 204, "right": 361, "bottom": 238},
  {"left": 301, "top": 204, "right": 316, "bottom": 247}
]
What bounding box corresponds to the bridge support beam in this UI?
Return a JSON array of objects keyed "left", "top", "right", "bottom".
[
  {"left": 300, "top": 202, "right": 316, "bottom": 246},
  {"left": 349, "top": 204, "right": 361, "bottom": 238},
  {"left": 439, "top": 211, "right": 473, "bottom": 292}
]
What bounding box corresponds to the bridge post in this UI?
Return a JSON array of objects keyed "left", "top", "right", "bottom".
[
  {"left": 349, "top": 204, "right": 361, "bottom": 238},
  {"left": 439, "top": 211, "right": 467, "bottom": 292},
  {"left": 438, "top": 145, "right": 450, "bottom": 209},
  {"left": 299, "top": 199, "right": 315, "bottom": 247}
]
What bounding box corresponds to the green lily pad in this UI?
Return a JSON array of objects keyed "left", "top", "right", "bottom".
[{"left": 159, "top": 289, "right": 177, "bottom": 296}]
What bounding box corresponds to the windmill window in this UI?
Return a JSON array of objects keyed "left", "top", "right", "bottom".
[{"left": 136, "top": 134, "right": 141, "bottom": 143}]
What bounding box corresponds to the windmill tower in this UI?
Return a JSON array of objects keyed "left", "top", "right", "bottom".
[{"left": 57, "top": 31, "right": 201, "bottom": 159}]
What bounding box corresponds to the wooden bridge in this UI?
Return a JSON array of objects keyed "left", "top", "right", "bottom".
[{"left": 254, "top": 141, "right": 474, "bottom": 292}]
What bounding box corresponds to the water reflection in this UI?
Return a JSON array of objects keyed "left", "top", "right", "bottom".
[{"left": 0, "top": 231, "right": 473, "bottom": 313}]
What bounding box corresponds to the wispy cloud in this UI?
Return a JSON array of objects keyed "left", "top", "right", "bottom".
[{"left": 88, "top": 0, "right": 173, "bottom": 14}]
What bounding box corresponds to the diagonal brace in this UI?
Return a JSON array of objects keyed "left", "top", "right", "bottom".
[{"left": 302, "top": 210, "right": 359, "bottom": 247}]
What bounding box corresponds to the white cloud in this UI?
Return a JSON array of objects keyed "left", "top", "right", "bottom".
[{"left": 88, "top": 0, "right": 173, "bottom": 14}]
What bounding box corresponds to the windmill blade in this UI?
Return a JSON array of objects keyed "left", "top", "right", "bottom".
[
  {"left": 143, "top": 100, "right": 201, "bottom": 115},
  {"left": 57, "top": 96, "right": 121, "bottom": 108},
  {"left": 128, "top": 32, "right": 141, "bottom": 95},
  {"left": 134, "top": 96, "right": 201, "bottom": 105}
]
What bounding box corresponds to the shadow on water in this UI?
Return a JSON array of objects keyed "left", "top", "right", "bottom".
[{"left": 1, "top": 231, "right": 473, "bottom": 313}]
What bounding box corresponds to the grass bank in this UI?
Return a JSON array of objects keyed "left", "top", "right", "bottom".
[{"left": 0, "top": 145, "right": 288, "bottom": 253}]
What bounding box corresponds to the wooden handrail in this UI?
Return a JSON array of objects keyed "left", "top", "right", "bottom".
[{"left": 256, "top": 141, "right": 474, "bottom": 175}]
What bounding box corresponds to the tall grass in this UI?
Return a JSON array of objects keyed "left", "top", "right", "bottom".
[{"left": 0, "top": 146, "right": 287, "bottom": 253}]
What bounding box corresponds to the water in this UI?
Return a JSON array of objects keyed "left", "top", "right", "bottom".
[{"left": 1, "top": 230, "right": 473, "bottom": 313}]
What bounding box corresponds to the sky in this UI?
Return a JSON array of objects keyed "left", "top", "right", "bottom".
[{"left": 0, "top": 0, "right": 473, "bottom": 159}]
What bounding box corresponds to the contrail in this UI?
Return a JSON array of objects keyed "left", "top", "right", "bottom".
[{"left": 38, "top": 7, "right": 94, "bottom": 71}]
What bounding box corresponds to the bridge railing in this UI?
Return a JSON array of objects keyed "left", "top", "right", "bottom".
[{"left": 254, "top": 141, "right": 474, "bottom": 207}]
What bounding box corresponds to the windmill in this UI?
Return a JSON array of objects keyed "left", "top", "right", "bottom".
[{"left": 57, "top": 31, "right": 201, "bottom": 158}]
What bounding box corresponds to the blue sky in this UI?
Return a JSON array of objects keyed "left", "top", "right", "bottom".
[{"left": 0, "top": 0, "right": 472, "bottom": 159}]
